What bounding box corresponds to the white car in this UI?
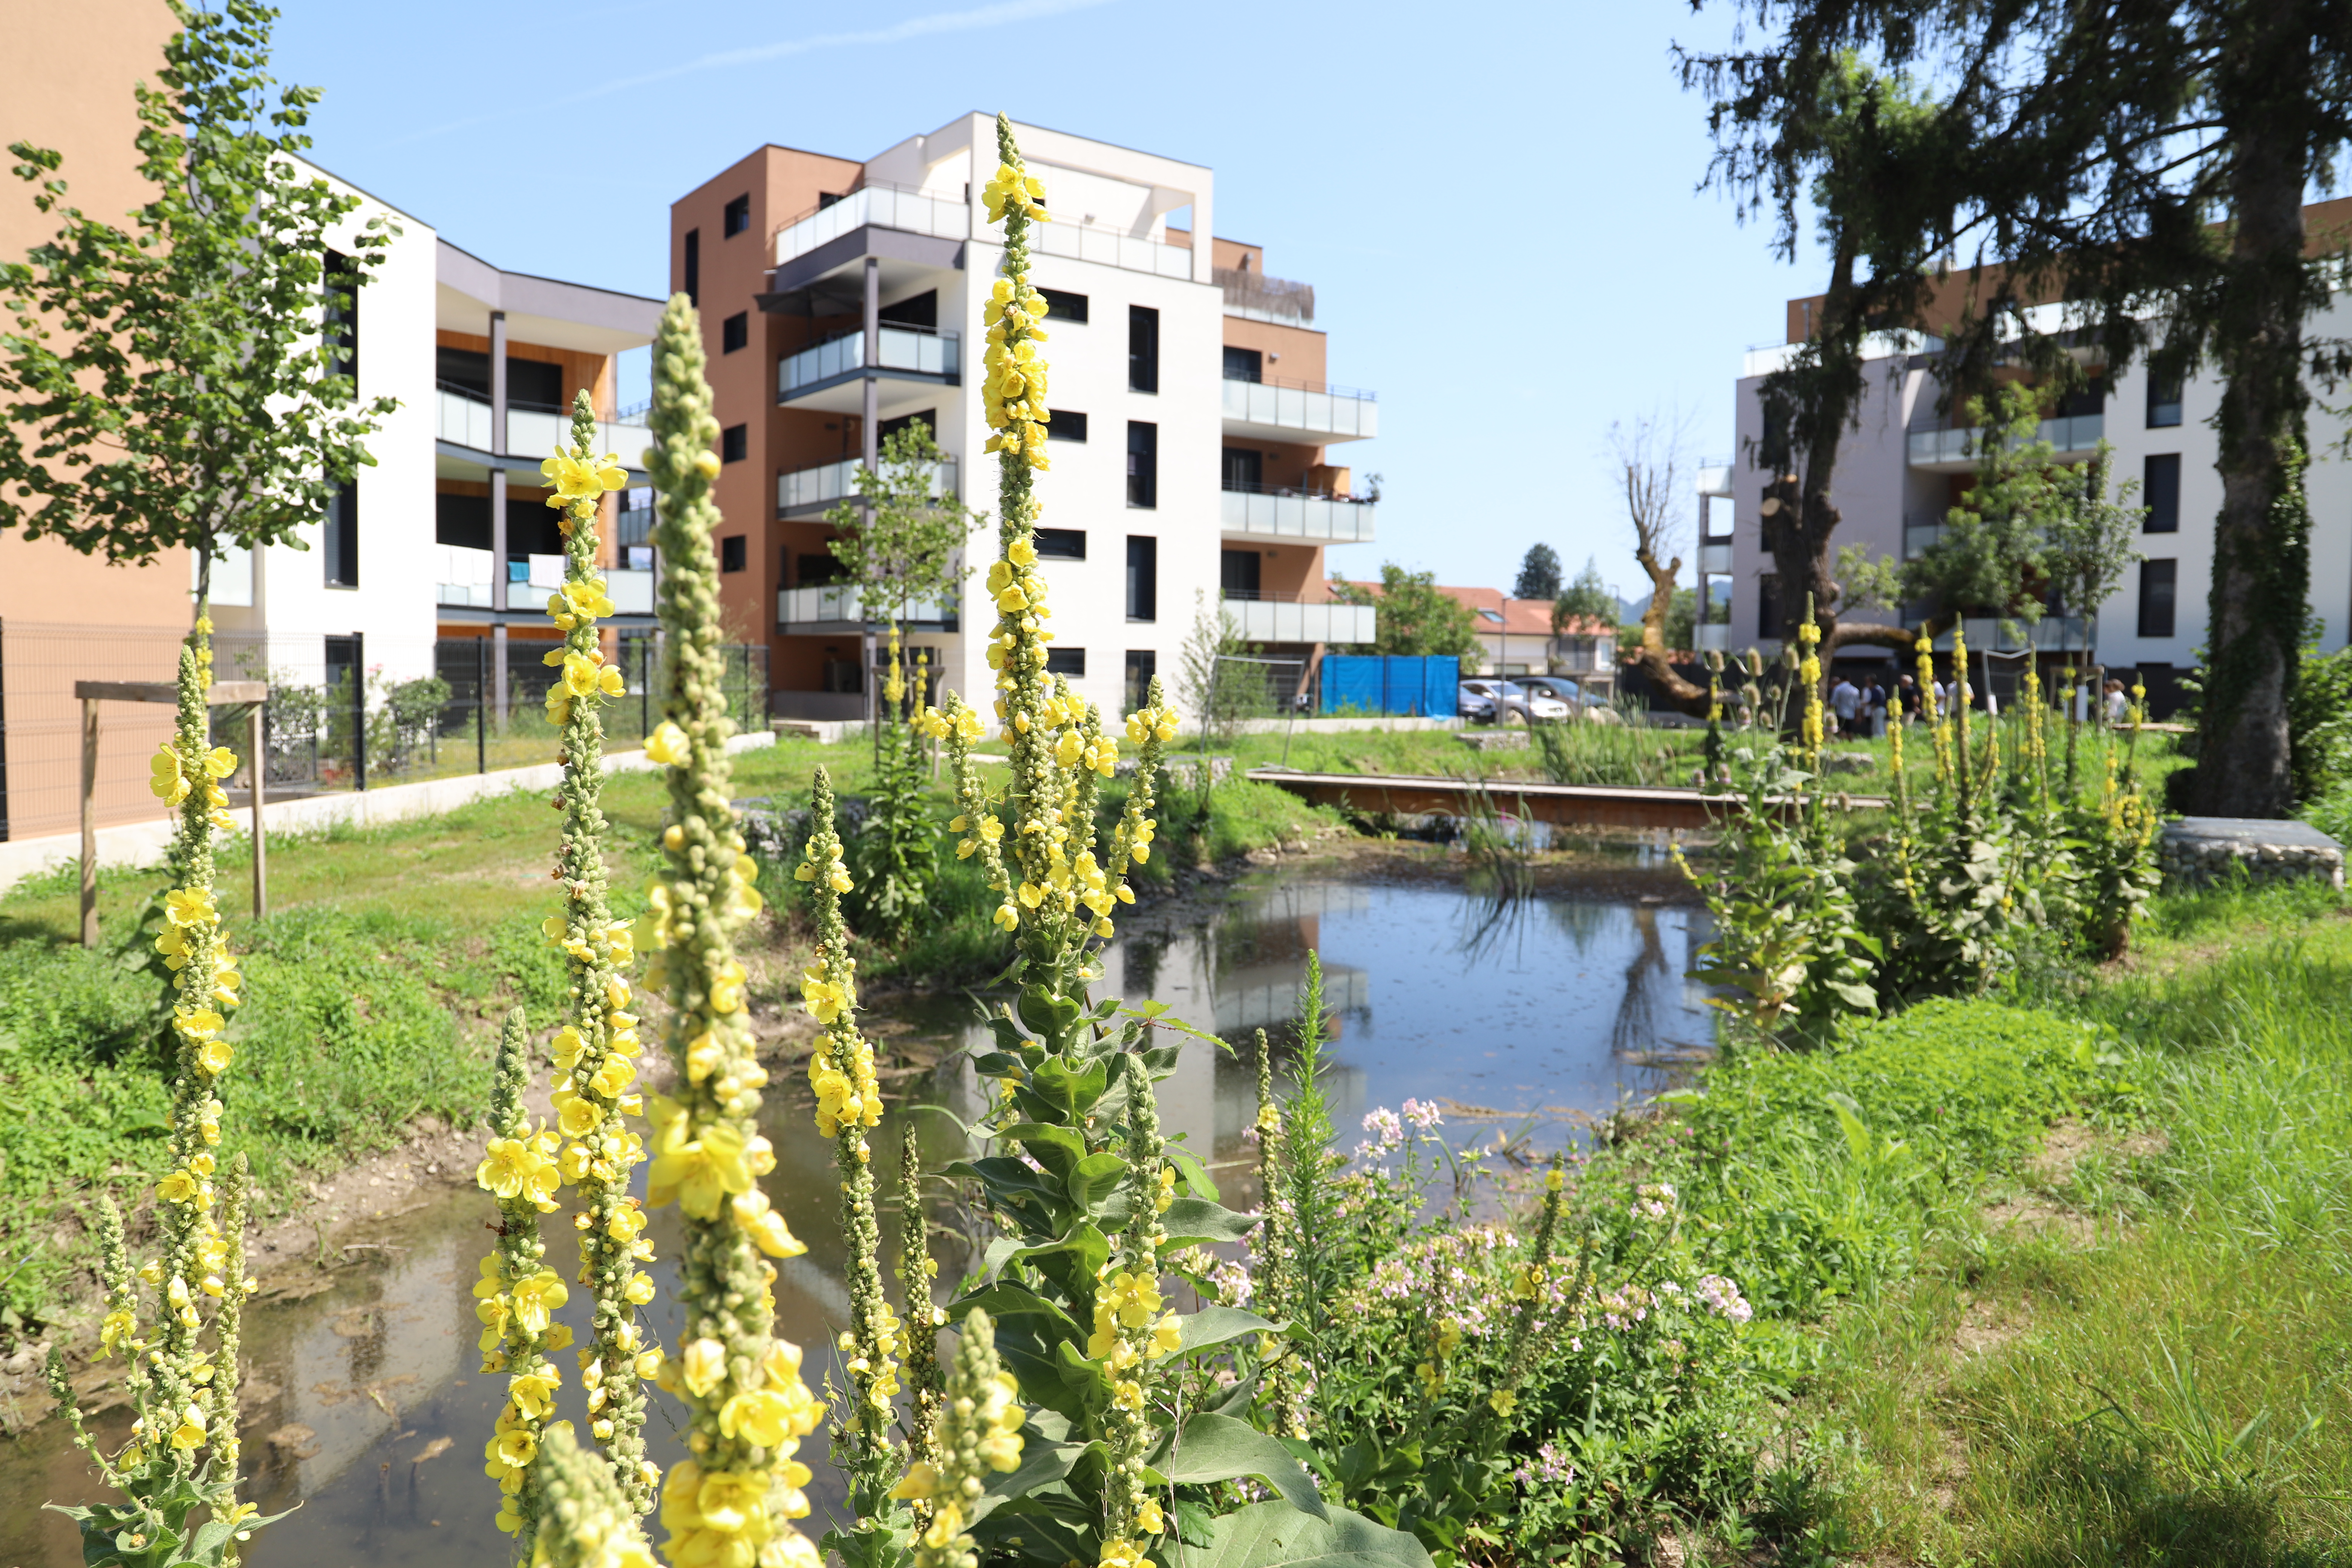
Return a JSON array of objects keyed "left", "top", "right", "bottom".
[{"left": 1459, "top": 679, "right": 1568, "bottom": 724}]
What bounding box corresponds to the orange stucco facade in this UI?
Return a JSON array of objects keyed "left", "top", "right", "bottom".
[{"left": 0, "top": 0, "right": 196, "bottom": 839}]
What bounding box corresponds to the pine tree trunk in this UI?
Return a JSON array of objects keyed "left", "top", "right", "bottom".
[{"left": 2193, "top": 2, "right": 2312, "bottom": 819}]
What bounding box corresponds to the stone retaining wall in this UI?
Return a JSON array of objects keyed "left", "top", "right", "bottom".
[{"left": 2158, "top": 817, "right": 2345, "bottom": 891}]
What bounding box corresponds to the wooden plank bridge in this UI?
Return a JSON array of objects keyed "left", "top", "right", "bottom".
[{"left": 1243, "top": 769, "right": 1887, "bottom": 832}]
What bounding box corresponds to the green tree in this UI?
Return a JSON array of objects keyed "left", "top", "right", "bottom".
[
  {"left": 1904, "top": 385, "right": 2068, "bottom": 632},
  {"left": 1686, "top": 0, "right": 2352, "bottom": 815},
  {"left": 1513, "top": 541, "right": 1563, "bottom": 600},
  {"left": 825, "top": 416, "right": 985, "bottom": 638},
  {"left": 1176, "top": 588, "right": 1267, "bottom": 741},
  {"left": 1554, "top": 553, "right": 1617, "bottom": 631},
  {"left": 0, "top": 0, "right": 398, "bottom": 635},
  {"left": 1331, "top": 562, "right": 1481, "bottom": 658}
]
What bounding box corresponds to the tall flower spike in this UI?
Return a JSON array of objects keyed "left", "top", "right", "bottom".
[
  {"left": 898, "top": 1118, "right": 946, "bottom": 1505},
  {"left": 1095, "top": 1053, "right": 1176, "bottom": 1549},
  {"left": 891, "top": 1308, "right": 1026, "bottom": 1568},
  {"left": 534, "top": 1424, "right": 658, "bottom": 1568},
  {"left": 540, "top": 391, "right": 658, "bottom": 1511},
  {"left": 477, "top": 1009, "right": 568, "bottom": 1545},
  {"left": 797, "top": 767, "right": 902, "bottom": 1522},
  {"left": 638, "top": 294, "right": 823, "bottom": 1568}
]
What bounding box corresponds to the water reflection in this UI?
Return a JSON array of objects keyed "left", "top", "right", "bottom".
[{"left": 0, "top": 864, "right": 1712, "bottom": 1565}]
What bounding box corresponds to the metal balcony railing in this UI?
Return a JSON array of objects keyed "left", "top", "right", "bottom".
[{"left": 779, "top": 324, "right": 960, "bottom": 397}]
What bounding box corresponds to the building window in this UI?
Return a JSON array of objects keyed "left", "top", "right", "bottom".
[
  {"left": 722, "top": 312, "right": 749, "bottom": 354},
  {"left": 1047, "top": 409, "right": 1088, "bottom": 442},
  {"left": 721, "top": 424, "right": 747, "bottom": 463},
  {"left": 1126, "top": 421, "right": 1157, "bottom": 508},
  {"left": 323, "top": 480, "right": 358, "bottom": 587},
  {"left": 795, "top": 552, "right": 842, "bottom": 587},
  {"left": 1128, "top": 305, "right": 1159, "bottom": 394},
  {"left": 723, "top": 193, "right": 750, "bottom": 237},
  {"left": 1127, "top": 535, "right": 1157, "bottom": 622},
  {"left": 1757, "top": 572, "right": 1781, "bottom": 640},
  {"left": 1124, "top": 650, "right": 1156, "bottom": 712},
  {"left": 1222, "top": 346, "right": 1262, "bottom": 383},
  {"left": 1222, "top": 447, "right": 1263, "bottom": 491},
  {"left": 2147, "top": 368, "right": 2183, "bottom": 428},
  {"left": 684, "top": 228, "right": 700, "bottom": 304},
  {"left": 879, "top": 290, "right": 937, "bottom": 328},
  {"left": 720, "top": 535, "right": 747, "bottom": 573},
  {"left": 2138, "top": 557, "right": 2177, "bottom": 638},
  {"left": 1039, "top": 286, "right": 1088, "bottom": 324},
  {"left": 508, "top": 357, "right": 562, "bottom": 411},
  {"left": 2143, "top": 453, "right": 2181, "bottom": 533},
  {"left": 878, "top": 410, "right": 935, "bottom": 446},
  {"left": 323, "top": 248, "right": 359, "bottom": 386},
  {"left": 1220, "top": 548, "right": 1261, "bottom": 597},
  {"left": 1034, "top": 528, "right": 1086, "bottom": 559},
  {"left": 1045, "top": 646, "right": 1086, "bottom": 677}
]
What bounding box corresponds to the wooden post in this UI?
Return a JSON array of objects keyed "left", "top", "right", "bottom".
[
  {"left": 249, "top": 706, "right": 267, "bottom": 920},
  {"left": 80, "top": 697, "right": 98, "bottom": 948}
]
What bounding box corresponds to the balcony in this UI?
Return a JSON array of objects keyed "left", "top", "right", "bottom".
[
  {"left": 1907, "top": 412, "right": 2104, "bottom": 470},
  {"left": 1219, "top": 593, "right": 1376, "bottom": 645},
  {"left": 1926, "top": 615, "right": 2092, "bottom": 653},
  {"left": 777, "top": 583, "right": 956, "bottom": 633},
  {"left": 1216, "top": 266, "right": 1314, "bottom": 326},
  {"left": 435, "top": 544, "right": 653, "bottom": 614},
  {"left": 1219, "top": 483, "right": 1376, "bottom": 545},
  {"left": 779, "top": 324, "right": 960, "bottom": 403},
  {"left": 1699, "top": 542, "right": 1734, "bottom": 574},
  {"left": 434, "top": 384, "right": 652, "bottom": 466},
  {"left": 1904, "top": 515, "right": 1946, "bottom": 560},
  {"left": 778, "top": 456, "right": 957, "bottom": 518},
  {"left": 1221, "top": 375, "right": 1378, "bottom": 444},
  {"left": 1030, "top": 219, "right": 1193, "bottom": 280},
  {"left": 774, "top": 182, "right": 969, "bottom": 266},
  {"left": 1696, "top": 623, "right": 1732, "bottom": 654}
]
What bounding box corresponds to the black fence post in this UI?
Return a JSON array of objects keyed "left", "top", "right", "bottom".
[
  {"left": 640, "top": 639, "right": 651, "bottom": 739},
  {"left": 476, "top": 635, "right": 488, "bottom": 775},
  {"left": 352, "top": 629, "right": 367, "bottom": 791}
]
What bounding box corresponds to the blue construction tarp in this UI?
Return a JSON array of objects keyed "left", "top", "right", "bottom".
[{"left": 1320, "top": 655, "right": 1459, "bottom": 717}]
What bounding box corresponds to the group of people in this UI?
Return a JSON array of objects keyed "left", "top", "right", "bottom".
[{"left": 1821, "top": 671, "right": 2135, "bottom": 739}]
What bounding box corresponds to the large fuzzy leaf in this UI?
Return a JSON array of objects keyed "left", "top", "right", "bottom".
[
  {"left": 1161, "top": 1195, "right": 1261, "bottom": 1248},
  {"left": 1153, "top": 1412, "right": 1326, "bottom": 1520},
  {"left": 1187, "top": 1501, "right": 1437, "bottom": 1568}
]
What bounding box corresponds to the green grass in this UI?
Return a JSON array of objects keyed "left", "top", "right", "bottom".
[{"left": 1785, "top": 883, "right": 2352, "bottom": 1565}]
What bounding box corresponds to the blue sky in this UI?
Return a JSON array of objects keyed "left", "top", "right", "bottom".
[{"left": 271, "top": 0, "right": 1825, "bottom": 599}]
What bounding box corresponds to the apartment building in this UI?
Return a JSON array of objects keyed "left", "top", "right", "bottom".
[
  {"left": 671, "top": 113, "right": 1379, "bottom": 724},
  {"left": 1709, "top": 203, "right": 2352, "bottom": 711}
]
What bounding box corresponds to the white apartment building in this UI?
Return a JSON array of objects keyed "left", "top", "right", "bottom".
[
  {"left": 202, "top": 159, "right": 665, "bottom": 726},
  {"left": 675, "top": 113, "right": 1379, "bottom": 725},
  {"left": 1707, "top": 260, "right": 2352, "bottom": 714}
]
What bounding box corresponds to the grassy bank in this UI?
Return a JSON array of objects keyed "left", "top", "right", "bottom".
[{"left": 0, "top": 734, "right": 1333, "bottom": 1334}]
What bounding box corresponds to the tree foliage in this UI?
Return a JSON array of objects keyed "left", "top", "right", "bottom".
[
  {"left": 1512, "top": 541, "right": 1563, "bottom": 600},
  {"left": 825, "top": 416, "right": 985, "bottom": 631},
  {"left": 1331, "top": 564, "right": 1481, "bottom": 660},
  {"left": 0, "top": 0, "right": 397, "bottom": 615},
  {"left": 1553, "top": 554, "right": 1617, "bottom": 631}
]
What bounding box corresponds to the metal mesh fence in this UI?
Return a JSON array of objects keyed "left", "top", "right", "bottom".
[{"left": 0, "top": 621, "right": 769, "bottom": 842}]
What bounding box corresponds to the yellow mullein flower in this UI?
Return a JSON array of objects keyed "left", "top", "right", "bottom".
[
  {"left": 542, "top": 448, "right": 628, "bottom": 505},
  {"left": 645, "top": 720, "right": 689, "bottom": 765},
  {"left": 150, "top": 743, "right": 191, "bottom": 804}
]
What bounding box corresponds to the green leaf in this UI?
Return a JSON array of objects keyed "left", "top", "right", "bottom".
[
  {"left": 1001, "top": 1121, "right": 1090, "bottom": 1183},
  {"left": 969, "top": 1438, "right": 1095, "bottom": 1526},
  {"left": 1171, "top": 1305, "right": 1281, "bottom": 1358},
  {"left": 1155, "top": 1412, "right": 1327, "bottom": 1520},
  {"left": 1030, "top": 1055, "right": 1111, "bottom": 1119},
  {"left": 1066, "top": 1151, "right": 1128, "bottom": 1214},
  {"left": 1187, "top": 1500, "right": 1436, "bottom": 1568},
  {"left": 1161, "top": 1195, "right": 1260, "bottom": 1248},
  {"left": 948, "top": 1282, "right": 1083, "bottom": 1342},
  {"left": 1165, "top": 1142, "right": 1220, "bottom": 1199}
]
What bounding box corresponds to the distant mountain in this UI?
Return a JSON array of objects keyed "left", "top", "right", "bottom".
[{"left": 1617, "top": 594, "right": 1653, "bottom": 625}]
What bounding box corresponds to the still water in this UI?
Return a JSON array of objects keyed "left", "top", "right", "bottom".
[{"left": 0, "top": 862, "right": 1713, "bottom": 1563}]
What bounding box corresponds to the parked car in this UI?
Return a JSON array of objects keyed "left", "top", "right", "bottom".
[
  {"left": 1458, "top": 679, "right": 1569, "bottom": 725},
  {"left": 1517, "top": 675, "right": 1609, "bottom": 711}
]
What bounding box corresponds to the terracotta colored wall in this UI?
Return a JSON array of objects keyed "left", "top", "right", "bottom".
[
  {"left": 436, "top": 329, "right": 614, "bottom": 420},
  {"left": 673, "top": 145, "right": 865, "bottom": 660},
  {"left": 1220, "top": 438, "right": 1326, "bottom": 492},
  {"left": 0, "top": 0, "right": 197, "bottom": 838},
  {"left": 1220, "top": 317, "right": 1327, "bottom": 386}
]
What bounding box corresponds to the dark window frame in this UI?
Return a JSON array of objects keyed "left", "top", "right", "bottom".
[
  {"left": 721, "top": 424, "right": 748, "bottom": 464},
  {"left": 1038, "top": 286, "right": 1089, "bottom": 324},
  {"left": 1128, "top": 305, "right": 1159, "bottom": 394},
  {"left": 1124, "top": 649, "right": 1157, "bottom": 712},
  {"left": 2142, "top": 452, "right": 2182, "bottom": 534},
  {"left": 2147, "top": 368, "right": 2184, "bottom": 429},
  {"left": 721, "top": 312, "right": 749, "bottom": 354},
  {"left": 720, "top": 534, "right": 748, "bottom": 573},
  {"left": 1126, "top": 420, "right": 1158, "bottom": 509},
  {"left": 1047, "top": 409, "right": 1089, "bottom": 443},
  {"left": 723, "top": 193, "right": 751, "bottom": 238},
  {"left": 323, "top": 479, "right": 360, "bottom": 588},
  {"left": 684, "top": 228, "right": 700, "bottom": 304},
  {"left": 1126, "top": 535, "right": 1157, "bottom": 622},
  {"left": 1222, "top": 345, "right": 1263, "bottom": 384},
  {"left": 1034, "top": 528, "right": 1087, "bottom": 560},
  {"left": 1045, "top": 646, "right": 1087, "bottom": 678},
  {"left": 2138, "top": 557, "right": 2178, "bottom": 638}
]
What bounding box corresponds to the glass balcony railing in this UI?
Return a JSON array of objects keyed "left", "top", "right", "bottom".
[
  {"left": 1031, "top": 219, "right": 1194, "bottom": 280},
  {"left": 776, "top": 584, "right": 955, "bottom": 629},
  {"left": 773, "top": 183, "right": 970, "bottom": 265},
  {"left": 1907, "top": 412, "right": 2104, "bottom": 466},
  {"left": 435, "top": 544, "right": 652, "bottom": 613},
  {"left": 778, "top": 457, "right": 957, "bottom": 514},
  {"left": 1220, "top": 375, "right": 1378, "bottom": 439},
  {"left": 1218, "top": 486, "right": 1376, "bottom": 543},
  {"left": 1699, "top": 542, "right": 1734, "bottom": 574},
  {"left": 1219, "top": 595, "right": 1377, "bottom": 645},
  {"left": 434, "top": 384, "right": 651, "bottom": 464},
  {"left": 779, "top": 326, "right": 960, "bottom": 398}
]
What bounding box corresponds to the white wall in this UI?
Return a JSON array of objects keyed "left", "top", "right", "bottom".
[{"left": 212, "top": 162, "right": 439, "bottom": 691}]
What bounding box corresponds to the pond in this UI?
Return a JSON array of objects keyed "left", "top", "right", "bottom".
[{"left": 0, "top": 857, "right": 1715, "bottom": 1564}]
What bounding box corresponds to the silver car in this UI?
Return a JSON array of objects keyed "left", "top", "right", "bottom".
[{"left": 1459, "top": 679, "right": 1569, "bottom": 724}]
